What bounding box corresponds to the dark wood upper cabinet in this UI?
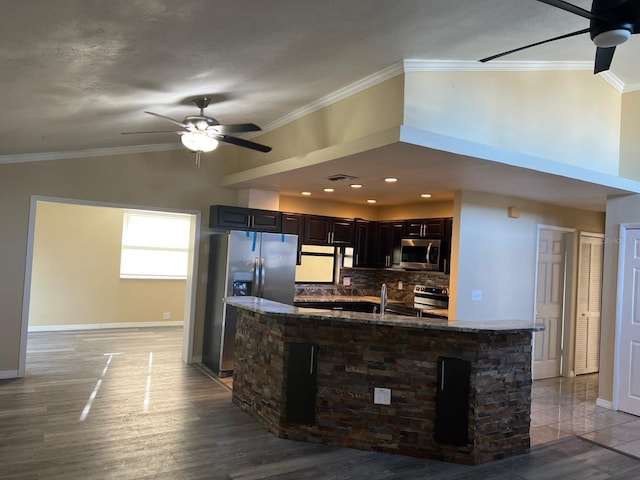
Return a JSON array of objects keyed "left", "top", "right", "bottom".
[
  {"left": 210, "top": 205, "right": 282, "bottom": 232},
  {"left": 353, "top": 219, "right": 373, "bottom": 267},
  {"left": 303, "top": 215, "right": 354, "bottom": 246},
  {"left": 281, "top": 213, "right": 305, "bottom": 265},
  {"left": 406, "top": 218, "right": 445, "bottom": 239},
  {"left": 375, "top": 220, "right": 405, "bottom": 267}
]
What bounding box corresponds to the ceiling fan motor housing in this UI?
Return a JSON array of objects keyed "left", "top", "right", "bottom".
[
  {"left": 183, "top": 115, "right": 219, "bottom": 130},
  {"left": 590, "top": 0, "right": 634, "bottom": 47}
]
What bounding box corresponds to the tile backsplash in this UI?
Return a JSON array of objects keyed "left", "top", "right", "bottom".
[{"left": 296, "top": 268, "right": 449, "bottom": 302}]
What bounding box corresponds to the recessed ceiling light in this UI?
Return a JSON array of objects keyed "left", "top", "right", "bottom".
[
  {"left": 350, "top": 184, "right": 363, "bottom": 189},
  {"left": 301, "top": 191, "right": 311, "bottom": 196},
  {"left": 366, "top": 199, "right": 377, "bottom": 204},
  {"left": 323, "top": 188, "right": 335, "bottom": 193},
  {"left": 420, "top": 193, "right": 432, "bottom": 198},
  {"left": 384, "top": 177, "right": 398, "bottom": 183}
]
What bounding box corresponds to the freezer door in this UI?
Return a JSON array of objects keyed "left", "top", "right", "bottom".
[{"left": 259, "top": 233, "right": 297, "bottom": 305}]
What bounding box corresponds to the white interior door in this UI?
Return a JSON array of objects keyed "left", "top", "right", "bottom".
[
  {"left": 575, "top": 233, "right": 603, "bottom": 376},
  {"left": 534, "top": 229, "right": 567, "bottom": 380},
  {"left": 617, "top": 227, "right": 640, "bottom": 416}
]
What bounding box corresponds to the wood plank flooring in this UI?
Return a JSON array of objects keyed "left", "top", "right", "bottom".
[{"left": 1, "top": 327, "right": 640, "bottom": 479}]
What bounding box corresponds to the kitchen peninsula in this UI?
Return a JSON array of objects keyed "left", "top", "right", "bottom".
[{"left": 227, "top": 296, "right": 543, "bottom": 465}]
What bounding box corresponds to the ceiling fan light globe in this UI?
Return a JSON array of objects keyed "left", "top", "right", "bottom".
[
  {"left": 592, "top": 28, "right": 631, "bottom": 48},
  {"left": 181, "top": 132, "right": 219, "bottom": 152}
]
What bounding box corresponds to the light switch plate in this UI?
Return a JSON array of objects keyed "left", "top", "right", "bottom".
[
  {"left": 374, "top": 387, "right": 391, "bottom": 405},
  {"left": 472, "top": 289, "right": 482, "bottom": 301}
]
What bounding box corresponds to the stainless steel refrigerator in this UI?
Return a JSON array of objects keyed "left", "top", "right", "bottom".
[{"left": 203, "top": 230, "right": 297, "bottom": 376}]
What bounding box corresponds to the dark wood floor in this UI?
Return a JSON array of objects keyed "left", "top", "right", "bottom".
[{"left": 2, "top": 327, "right": 640, "bottom": 479}]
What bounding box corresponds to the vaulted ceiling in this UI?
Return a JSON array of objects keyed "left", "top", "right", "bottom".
[{"left": 3, "top": 0, "right": 640, "bottom": 209}]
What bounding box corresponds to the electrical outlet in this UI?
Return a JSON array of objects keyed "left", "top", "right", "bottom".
[
  {"left": 163, "top": 312, "right": 171, "bottom": 320},
  {"left": 374, "top": 387, "right": 391, "bottom": 405},
  {"left": 343, "top": 276, "right": 351, "bottom": 286},
  {"left": 471, "top": 290, "right": 482, "bottom": 302},
  {"left": 398, "top": 281, "right": 403, "bottom": 290}
]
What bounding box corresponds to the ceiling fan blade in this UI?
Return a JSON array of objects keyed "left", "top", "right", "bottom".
[
  {"left": 536, "top": 0, "right": 608, "bottom": 21},
  {"left": 479, "top": 28, "right": 590, "bottom": 62},
  {"left": 209, "top": 123, "right": 262, "bottom": 134},
  {"left": 144, "top": 111, "right": 189, "bottom": 128},
  {"left": 217, "top": 134, "right": 272, "bottom": 152},
  {"left": 594, "top": 46, "right": 616, "bottom": 73},
  {"left": 121, "top": 130, "right": 181, "bottom": 135}
]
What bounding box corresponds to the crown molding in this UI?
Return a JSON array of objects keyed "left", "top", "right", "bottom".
[
  {"left": 0, "top": 143, "right": 182, "bottom": 165},
  {"left": 403, "top": 58, "right": 593, "bottom": 72},
  {"left": 262, "top": 61, "right": 405, "bottom": 132},
  {"left": 263, "top": 59, "right": 627, "bottom": 134}
]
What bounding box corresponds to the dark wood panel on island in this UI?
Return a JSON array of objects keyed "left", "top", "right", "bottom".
[{"left": 228, "top": 297, "right": 543, "bottom": 465}]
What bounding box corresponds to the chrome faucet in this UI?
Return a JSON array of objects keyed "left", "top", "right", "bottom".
[{"left": 380, "top": 283, "right": 387, "bottom": 315}]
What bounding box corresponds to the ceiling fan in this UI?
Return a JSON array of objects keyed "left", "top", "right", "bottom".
[
  {"left": 480, "top": 0, "right": 640, "bottom": 74},
  {"left": 123, "top": 96, "right": 271, "bottom": 167}
]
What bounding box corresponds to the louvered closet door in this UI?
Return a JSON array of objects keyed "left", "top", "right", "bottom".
[{"left": 575, "top": 234, "right": 604, "bottom": 375}]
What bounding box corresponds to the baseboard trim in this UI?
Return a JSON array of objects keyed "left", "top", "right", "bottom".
[
  {"left": 28, "top": 321, "right": 184, "bottom": 332},
  {"left": 0, "top": 370, "right": 20, "bottom": 379},
  {"left": 596, "top": 398, "right": 614, "bottom": 410}
]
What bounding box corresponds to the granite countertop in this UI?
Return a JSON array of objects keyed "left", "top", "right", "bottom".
[
  {"left": 226, "top": 296, "right": 544, "bottom": 333},
  {"left": 294, "top": 295, "right": 385, "bottom": 304}
]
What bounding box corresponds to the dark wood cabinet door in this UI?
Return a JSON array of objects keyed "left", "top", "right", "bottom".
[
  {"left": 435, "top": 357, "right": 470, "bottom": 446},
  {"left": 441, "top": 217, "right": 453, "bottom": 273},
  {"left": 303, "top": 215, "right": 354, "bottom": 246},
  {"left": 354, "top": 220, "right": 372, "bottom": 267},
  {"left": 389, "top": 221, "right": 405, "bottom": 266},
  {"left": 374, "top": 221, "right": 405, "bottom": 267},
  {"left": 286, "top": 343, "right": 318, "bottom": 425},
  {"left": 210, "top": 205, "right": 281, "bottom": 232},
  {"left": 250, "top": 209, "right": 282, "bottom": 232},
  {"left": 406, "top": 218, "right": 444, "bottom": 238},
  {"left": 282, "top": 213, "right": 305, "bottom": 264},
  {"left": 331, "top": 218, "right": 355, "bottom": 246},
  {"left": 303, "top": 215, "right": 332, "bottom": 245},
  {"left": 210, "top": 205, "right": 251, "bottom": 229}
]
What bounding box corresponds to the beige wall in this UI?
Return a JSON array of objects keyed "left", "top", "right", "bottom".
[
  {"left": 239, "top": 75, "right": 406, "bottom": 171},
  {"left": 279, "top": 195, "right": 377, "bottom": 219},
  {"left": 404, "top": 71, "right": 622, "bottom": 176},
  {"left": 0, "top": 148, "right": 238, "bottom": 375},
  {"left": 619, "top": 90, "right": 640, "bottom": 181},
  {"left": 29, "top": 201, "right": 186, "bottom": 327}
]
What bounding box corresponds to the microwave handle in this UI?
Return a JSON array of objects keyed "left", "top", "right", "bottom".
[{"left": 426, "top": 242, "right": 432, "bottom": 262}]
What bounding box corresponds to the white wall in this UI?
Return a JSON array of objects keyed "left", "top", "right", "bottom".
[
  {"left": 451, "top": 190, "right": 604, "bottom": 322},
  {"left": 600, "top": 194, "right": 640, "bottom": 403}
]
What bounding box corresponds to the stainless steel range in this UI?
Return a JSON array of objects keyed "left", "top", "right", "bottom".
[
  {"left": 385, "top": 285, "right": 449, "bottom": 318},
  {"left": 413, "top": 285, "right": 449, "bottom": 312}
]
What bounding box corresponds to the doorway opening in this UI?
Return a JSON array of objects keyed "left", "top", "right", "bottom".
[{"left": 18, "top": 196, "right": 200, "bottom": 377}]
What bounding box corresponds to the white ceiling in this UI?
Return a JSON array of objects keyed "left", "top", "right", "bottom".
[{"left": 3, "top": 0, "right": 640, "bottom": 210}]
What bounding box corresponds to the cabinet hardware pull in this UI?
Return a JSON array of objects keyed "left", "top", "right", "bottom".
[
  {"left": 310, "top": 346, "right": 315, "bottom": 375},
  {"left": 441, "top": 360, "right": 445, "bottom": 390}
]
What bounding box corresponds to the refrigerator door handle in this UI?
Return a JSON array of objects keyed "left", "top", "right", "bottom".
[
  {"left": 252, "top": 257, "right": 260, "bottom": 296},
  {"left": 260, "top": 257, "right": 266, "bottom": 297}
]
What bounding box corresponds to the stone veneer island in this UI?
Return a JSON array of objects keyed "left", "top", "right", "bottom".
[{"left": 226, "top": 296, "right": 543, "bottom": 465}]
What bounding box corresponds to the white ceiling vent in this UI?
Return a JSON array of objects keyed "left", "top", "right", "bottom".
[{"left": 326, "top": 173, "right": 359, "bottom": 182}]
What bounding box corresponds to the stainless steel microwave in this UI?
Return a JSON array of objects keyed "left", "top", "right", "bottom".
[{"left": 400, "top": 238, "right": 441, "bottom": 270}]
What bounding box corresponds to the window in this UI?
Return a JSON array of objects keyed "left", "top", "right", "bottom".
[
  {"left": 120, "top": 210, "right": 191, "bottom": 279},
  {"left": 295, "top": 245, "right": 336, "bottom": 283}
]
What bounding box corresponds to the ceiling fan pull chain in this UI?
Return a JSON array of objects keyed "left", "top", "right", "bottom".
[{"left": 195, "top": 150, "right": 201, "bottom": 169}]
